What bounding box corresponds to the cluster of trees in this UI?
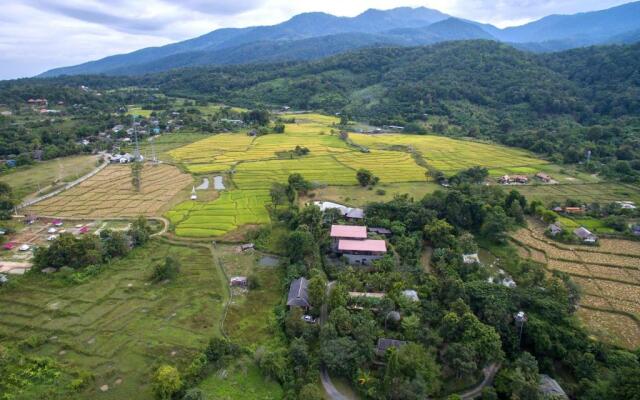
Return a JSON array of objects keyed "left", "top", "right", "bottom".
[
  {"left": 257, "top": 177, "right": 640, "bottom": 399},
  {"left": 33, "top": 216, "right": 151, "bottom": 271},
  {"left": 0, "top": 182, "right": 15, "bottom": 220}
]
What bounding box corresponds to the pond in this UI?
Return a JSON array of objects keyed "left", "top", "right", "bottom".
[
  {"left": 214, "top": 176, "right": 225, "bottom": 190},
  {"left": 259, "top": 255, "right": 280, "bottom": 267}
]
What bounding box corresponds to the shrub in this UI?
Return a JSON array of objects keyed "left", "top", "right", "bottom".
[
  {"left": 376, "top": 189, "right": 387, "bottom": 196},
  {"left": 153, "top": 365, "right": 182, "bottom": 400},
  {"left": 151, "top": 256, "right": 180, "bottom": 282},
  {"left": 182, "top": 388, "right": 205, "bottom": 400}
]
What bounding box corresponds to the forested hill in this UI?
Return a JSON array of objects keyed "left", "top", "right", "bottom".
[
  {"left": 5, "top": 41, "right": 640, "bottom": 179},
  {"left": 39, "top": 2, "right": 640, "bottom": 77}
]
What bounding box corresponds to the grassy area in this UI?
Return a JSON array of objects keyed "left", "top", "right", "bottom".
[
  {"left": 0, "top": 155, "right": 99, "bottom": 200},
  {"left": 218, "top": 246, "right": 284, "bottom": 347},
  {"left": 198, "top": 358, "right": 283, "bottom": 400},
  {"left": 125, "top": 106, "right": 153, "bottom": 118},
  {"left": 0, "top": 240, "right": 226, "bottom": 399},
  {"left": 513, "top": 182, "right": 640, "bottom": 204},
  {"left": 306, "top": 182, "right": 441, "bottom": 207}
]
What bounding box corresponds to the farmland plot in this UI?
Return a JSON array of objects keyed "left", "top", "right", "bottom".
[
  {"left": 512, "top": 224, "right": 640, "bottom": 349},
  {"left": 349, "top": 133, "right": 548, "bottom": 175},
  {"left": 27, "top": 164, "right": 192, "bottom": 218}
]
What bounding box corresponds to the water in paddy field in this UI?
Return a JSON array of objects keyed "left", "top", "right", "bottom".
[
  {"left": 478, "top": 249, "right": 497, "bottom": 265},
  {"left": 196, "top": 177, "right": 209, "bottom": 190},
  {"left": 259, "top": 256, "right": 280, "bottom": 267},
  {"left": 214, "top": 176, "right": 225, "bottom": 190}
]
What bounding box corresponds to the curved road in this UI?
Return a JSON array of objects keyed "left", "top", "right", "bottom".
[{"left": 320, "top": 281, "right": 351, "bottom": 400}]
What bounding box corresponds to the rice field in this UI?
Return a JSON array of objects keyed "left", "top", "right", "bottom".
[
  {"left": 512, "top": 221, "right": 640, "bottom": 349},
  {"left": 349, "top": 133, "right": 548, "bottom": 175},
  {"left": 0, "top": 241, "right": 226, "bottom": 399},
  {"left": 166, "top": 190, "right": 271, "bottom": 237},
  {"left": 27, "top": 164, "right": 193, "bottom": 218}
]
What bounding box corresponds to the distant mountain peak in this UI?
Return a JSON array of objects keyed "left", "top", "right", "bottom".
[{"left": 38, "top": 2, "right": 640, "bottom": 78}]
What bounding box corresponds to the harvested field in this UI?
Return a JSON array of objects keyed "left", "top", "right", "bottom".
[
  {"left": 512, "top": 224, "right": 640, "bottom": 349},
  {"left": 27, "top": 164, "right": 192, "bottom": 218},
  {"left": 577, "top": 308, "right": 640, "bottom": 350}
]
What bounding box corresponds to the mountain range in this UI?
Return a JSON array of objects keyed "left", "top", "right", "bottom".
[{"left": 40, "top": 1, "right": 640, "bottom": 77}]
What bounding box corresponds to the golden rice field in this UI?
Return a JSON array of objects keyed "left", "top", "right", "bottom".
[
  {"left": 27, "top": 164, "right": 192, "bottom": 218},
  {"left": 349, "top": 133, "right": 548, "bottom": 175},
  {"left": 512, "top": 221, "right": 640, "bottom": 349}
]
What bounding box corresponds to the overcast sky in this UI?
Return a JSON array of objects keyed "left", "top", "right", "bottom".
[{"left": 0, "top": 0, "right": 631, "bottom": 80}]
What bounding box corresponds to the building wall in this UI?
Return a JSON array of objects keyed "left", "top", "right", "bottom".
[{"left": 343, "top": 253, "right": 383, "bottom": 266}]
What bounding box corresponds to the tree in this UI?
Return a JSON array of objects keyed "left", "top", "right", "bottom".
[
  {"left": 307, "top": 275, "right": 327, "bottom": 309},
  {"left": 152, "top": 365, "right": 182, "bottom": 400},
  {"left": 480, "top": 206, "right": 510, "bottom": 243},
  {"left": 129, "top": 216, "right": 151, "bottom": 246},
  {"left": 321, "top": 337, "right": 362, "bottom": 378},
  {"left": 151, "top": 256, "right": 180, "bottom": 282},
  {"left": 443, "top": 343, "right": 477, "bottom": 379},
  {"left": 131, "top": 161, "right": 143, "bottom": 192},
  {"left": 384, "top": 343, "right": 441, "bottom": 398},
  {"left": 424, "top": 219, "right": 456, "bottom": 249},
  {"left": 182, "top": 388, "right": 205, "bottom": 400},
  {"left": 273, "top": 122, "right": 285, "bottom": 133},
  {"left": 356, "top": 169, "right": 379, "bottom": 187},
  {"left": 285, "top": 230, "right": 315, "bottom": 262},
  {"left": 299, "top": 384, "right": 324, "bottom": 400},
  {"left": 494, "top": 352, "right": 540, "bottom": 400},
  {"left": 328, "top": 283, "right": 349, "bottom": 310},
  {"left": 0, "top": 182, "right": 15, "bottom": 220},
  {"left": 401, "top": 314, "right": 421, "bottom": 341},
  {"left": 270, "top": 182, "right": 288, "bottom": 209},
  {"left": 288, "top": 173, "right": 312, "bottom": 195}
]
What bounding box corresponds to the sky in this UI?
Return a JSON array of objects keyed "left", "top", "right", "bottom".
[{"left": 0, "top": 0, "right": 632, "bottom": 80}]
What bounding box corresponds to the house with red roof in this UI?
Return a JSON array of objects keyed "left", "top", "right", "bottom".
[{"left": 330, "top": 224, "right": 387, "bottom": 265}]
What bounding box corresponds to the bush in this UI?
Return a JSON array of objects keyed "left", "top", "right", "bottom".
[
  {"left": 152, "top": 365, "right": 182, "bottom": 400},
  {"left": 182, "top": 388, "right": 205, "bottom": 400},
  {"left": 376, "top": 189, "right": 387, "bottom": 195},
  {"left": 151, "top": 256, "right": 180, "bottom": 282},
  {"left": 248, "top": 274, "right": 261, "bottom": 289}
]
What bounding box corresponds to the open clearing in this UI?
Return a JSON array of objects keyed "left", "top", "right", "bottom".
[
  {"left": 26, "top": 164, "right": 192, "bottom": 218},
  {"left": 0, "top": 241, "right": 225, "bottom": 399},
  {"left": 511, "top": 220, "right": 640, "bottom": 349},
  {"left": 0, "top": 155, "right": 99, "bottom": 201}
]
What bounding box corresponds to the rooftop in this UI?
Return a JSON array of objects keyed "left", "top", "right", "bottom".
[
  {"left": 331, "top": 225, "right": 367, "bottom": 239},
  {"left": 338, "top": 239, "right": 387, "bottom": 253},
  {"left": 287, "top": 277, "right": 310, "bottom": 308}
]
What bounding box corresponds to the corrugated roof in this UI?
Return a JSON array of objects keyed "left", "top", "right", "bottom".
[
  {"left": 330, "top": 225, "right": 367, "bottom": 239},
  {"left": 287, "top": 277, "right": 310, "bottom": 308},
  {"left": 338, "top": 239, "right": 386, "bottom": 252}
]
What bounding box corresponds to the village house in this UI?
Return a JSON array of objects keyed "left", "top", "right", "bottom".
[
  {"left": 287, "top": 277, "right": 310, "bottom": 309},
  {"left": 548, "top": 223, "right": 563, "bottom": 236},
  {"left": 375, "top": 338, "right": 406, "bottom": 356},
  {"left": 535, "top": 172, "right": 553, "bottom": 183},
  {"left": 348, "top": 291, "right": 385, "bottom": 299},
  {"left": 498, "top": 175, "right": 529, "bottom": 184},
  {"left": 230, "top": 276, "right": 248, "bottom": 287},
  {"left": 574, "top": 227, "right": 598, "bottom": 244},
  {"left": 462, "top": 253, "right": 481, "bottom": 264},
  {"left": 330, "top": 224, "right": 387, "bottom": 265},
  {"left": 539, "top": 375, "right": 568, "bottom": 399},
  {"left": 564, "top": 206, "right": 586, "bottom": 215},
  {"left": 401, "top": 289, "right": 419, "bottom": 302},
  {"left": 368, "top": 227, "right": 392, "bottom": 236}
]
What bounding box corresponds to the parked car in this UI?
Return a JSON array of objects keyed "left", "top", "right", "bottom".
[{"left": 301, "top": 315, "right": 316, "bottom": 324}]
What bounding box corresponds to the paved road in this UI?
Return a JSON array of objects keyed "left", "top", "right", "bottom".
[
  {"left": 319, "top": 281, "right": 352, "bottom": 400},
  {"left": 459, "top": 363, "right": 501, "bottom": 400}
]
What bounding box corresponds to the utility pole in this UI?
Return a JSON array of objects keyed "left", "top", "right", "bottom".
[{"left": 514, "top": 311, "right": 528, "bottom": 348}]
